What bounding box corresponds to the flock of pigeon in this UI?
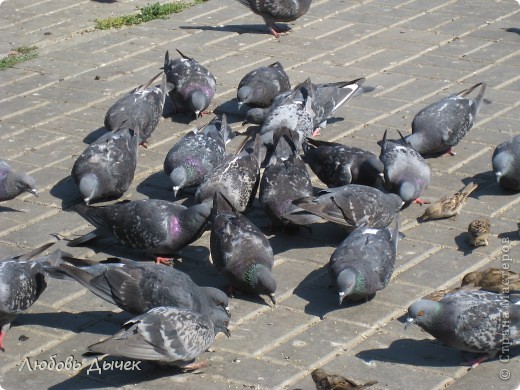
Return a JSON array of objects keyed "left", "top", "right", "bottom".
[{"left": 1, "top": 0, "right": 520, "bottom": 385}]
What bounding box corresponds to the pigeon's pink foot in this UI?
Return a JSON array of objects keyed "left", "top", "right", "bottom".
[
  {"left": 463, "top": 355, "right": 489, "bottom": 369},
  {"left": 0, "top": 330, "right": 6, "bottom": 352},
  {"left": 155, "top": 257, "right": 174, "bottom": 266},
  {"left": 312, "top": 128, "right": 321, "bottom": 137},
  {"left": 443, "top": 147, "right": 456, "bottom": 156},
  {"left": 413, "top": 197, "right": 430, "bottom": 205},
  {"left": 269, "top": 28, "right": 282, "bottom": 39},
  {"left": 140, "top": 141, "right": 149, "bottom": 149},
  {"left": 182, "top": 360, "right": 208, "bottom": 371}
]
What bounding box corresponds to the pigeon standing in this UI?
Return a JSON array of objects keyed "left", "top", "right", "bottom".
[
  {"left": 163, "top": 49, "right": 216, "bottom": 118},
  {"left": 492, "top": 135, "right": 520, "bottom": 191},
  {"left": 329, "top": 215, "right": 400, "bottom": 304},
  {"left": 104, "top": 72, "right": 167, "bottom": 147},
  {"left": 234, "top": 0, "right": 312, "bottom": 38},
  {"left": 0, "top": 159, "right": 37, "bottom": 202},
  {"left": 210, "top": 193, "right": 277, "bottom": 304},
  {"left": 87, "top": 306, "right": 230, "bottom": 370},
  {"left": 164, "top": 115, "right": 235, "bottom": 197},
  {"left": 406, "top": 290, "right": 519, "bottom": 366},
  {"left": 406, "top": 82, "right": 487, "bottom": 156},
  {"left": 71, "top": 128, "right": 139, "bottom": 205}
]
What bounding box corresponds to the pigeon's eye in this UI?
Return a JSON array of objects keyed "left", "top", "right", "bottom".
[{"left": 418, "top": 310, "right": 425, "bottom": 316}]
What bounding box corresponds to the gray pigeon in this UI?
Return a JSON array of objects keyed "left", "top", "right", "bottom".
[
  {"left": 0, "top": 244, "right": 63, "bottom": 351},
  {"left": 406, "top": 290, "right": 519, "bottom": 366},
  {"left": 492, "top": 135, "right": 520, "bottom": 191},
  {"left": 163, "top": 49, "right": 216, "bottom": 118},
  {"left": 67, "top": 199, "right": 211, "bottom": 264},
  {"left": 283, "top": 184, "right": 403, "bottom": 230},
  {"left": 259, "top": 127, "right": 313, "bottom": 230},
  {"left": 210, "top": 193, "right": 277, "bottom": 304},
  {"left": 164, "top": 115, "right": 235, "bottom": 197},
  {"left": 71, "top": 128, "right": 138, "bottom": 205},
  {"left": 234, "top": 0, "right": 312, "bottom": 38},
  {"left": 303, "top": 137, "right": 384, "bottom": 188},
  {"left": 0, "top": 159, "right": 37, "bottom": 202},
  {"left": 104, "top": 72, "right": 167, "bottom": 147},
  {"left": 380, "top": 130, "right": 431, "bottom": 204},
  {"left": 195, "top": 135, "right": 262, "bottom": 213},
  {"left": 87, "top": 306, "right": 230, "bottom": 370},
  {"left": 237, "top": 61, "right": 291, "bottom": 110},
  {"left": 329, "top": 215, "right": 400, "bottom": 304},
  {"left": 406, "top": 82, "right": 487, "bottom": 156},
  {"left": 50, "top": 258, "right": 230, "bottom": 317}
]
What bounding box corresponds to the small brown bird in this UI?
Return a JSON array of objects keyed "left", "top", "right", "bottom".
[
  {"left": 311, "top": 368, "right": 377, "bottom": 390},
  {"left": 467, "top": 217, "right": 490, "bottom": 247},
  {"left": 461, "top": 268, "right": 520, "bottom": 293},
  {"left": 420, "top": 182, "right": 478, "bottom": 221}
]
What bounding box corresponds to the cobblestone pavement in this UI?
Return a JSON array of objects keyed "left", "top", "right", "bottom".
[{"left": 1, "top": 0, "right": 519, "bottom": 389}]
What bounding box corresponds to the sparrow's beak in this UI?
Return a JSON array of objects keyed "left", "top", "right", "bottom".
[{"left": 405, "top": 317, "right": 415, "bottom": 330}]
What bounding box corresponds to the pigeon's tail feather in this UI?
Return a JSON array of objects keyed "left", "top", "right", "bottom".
[
  {"left": 332, "top": 77, "right": 366, "bottom": 113},
  {"left": 137, "top": 71, "right": 163, "bottom": 92},
  {"left": 73, "top": 203, "right": 108, "bottom": 229},
  {"left": 220, "top": 114, "right": 236, "bottom": 144},
  {"left": 176, "top": 48, "right": 191, "bottom": 60},
  {"left": 67, "top": 232, "right": 98, "bottom": 247},
  {"left": 16, "top": 242, "right": 55, "bottom": 261}
]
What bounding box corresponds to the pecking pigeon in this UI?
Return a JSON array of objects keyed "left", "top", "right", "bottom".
[
  {"left": 492, "top": 135, "right": 520, "bottom": 191},
  {"left": 0, "top": 159, "right": 37, "bottom": 202}
]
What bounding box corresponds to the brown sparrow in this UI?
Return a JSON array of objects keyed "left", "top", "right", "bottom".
[
  {"left": 462, "top": 268, "right": 520, "bottom": 292},
  {"left": 420, "top": 182, "right": 478, "bottom": 221},
  {"left": 467, "top": 217, "right": 490, "bottom": 247},
  {"left": 311, "top": 369, "right": 377, "bottom": 390}
]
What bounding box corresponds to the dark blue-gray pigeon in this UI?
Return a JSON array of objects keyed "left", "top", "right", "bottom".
[
  {"left": 379, "top": 129, "right": 431, "bottom": 204},
  {"left": 67, "top": 199, "right": 211, "bottom": 264},
  {"left": 87, "top": 306, "right": 230, "bottom": 370},
  {"left": 492, "top": 135, "right": 520, "bottom": 191},
  {"left": 237, "top": 61, "right": 291, "bottom": 110},
  {"left": 104, "top": 72, "right": 166, "bottom": 147},
  {"left": 329, "top": 215, "right": 400, "bottom": 304},
  {"left": 406, "top": 290, "right": 519, "bottom": 367},
  {"left": 210, "top": 193, "right": 277, "bottom": 304},
  {"left": 163, "top": 115, "right": 235, "bottom": 197},
  {"left": 195, "top": 135, "right": 262, "bottom": 213},
  {"left": 303, "top": 137, "right": 384, "bottom": 188},
  {"left": 234, "top": 0, "right": 312, "bottom": 38},
  {"left": 0, "top": 159, "right": 37, "bottom": 202},
  {"left": 406, "top": 82, "right": 487, "bottom": 156},
  {"left": 163, "top": 49, "right": 216, "bottom": 118},
  {"left": 283, "top": 184, "right": 403, "bottom": 231},
  {"left": 71, "top": 128, "right": 138, "bottom": 205}
]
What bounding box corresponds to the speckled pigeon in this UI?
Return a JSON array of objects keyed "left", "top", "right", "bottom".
[
  {"left": 406, "top": 82, "right": 487, "bottom": 156},
  {"left": 0, "top": 159, "right": 37, "bottom": 202},
  {"left": 163, "top": 49, "right": 216, "bottom": 118},
  {"left": 283, "top": 184, "right": 403, "bottom": 230},
  {"left": 195, "top": 135, "right": 262, "bottom": 213},
  {"left": 104, "top": 72, "right": 166, "bottom": 147},
  {"left": 406, "top": 290, "right": 519, "bottom": 366},
  {"left": 71, "top": 128, "right": 138, "bottom": 205},
  {"left": 259, "top": 127, "right": 313, "bottom": 230},
  {"left": 87, "top": 306, "right": 230, "bottom": 370},
  {"left": 237, "top": 61, "right": 291, "bottom": 110},
  {"left": 329, "top": 215, "right": 400, "bottom": 304},
  {"left": 234, "top": 0, "right": 312, "bottom": 38},
  {"left": 164, "top": 115, "right": 235, "bottom": 197},
  {"left": 492, "top": 134, "right": 520, "bottom": 191},
  {"left": 379, "top": 130, "right": 431, "bottom": 204},
  {"left": 67, "top": 199, "right": 211, "bottom": 263},
  {"left": 303, "top": 137, "right": 383, "bottom": 188},
  {"left": 210, "top": 193, "right": 277, "bottom": 304}
]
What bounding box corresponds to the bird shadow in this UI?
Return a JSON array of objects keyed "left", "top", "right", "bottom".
[
  {"left": 503, "top": 27, "right": 520, "bottom": 35},
  {"left": 83, "top": 126, "right": 107, "bottom": 144},
  {"left": 90, "top": 0, "right": 118, "bottom": 3},
  {"left": 498, "top": 228, "right": 520, "bottom": 242},
  {"left": 462, "top": 172, "right": 516, "bottom": 198},
  {"left": 454, "top": 232, "right": 476, "bottom": 256},
  {"left": 135, "top": 171, "right": 176, "bottom": 201},
  {"left": 0, "top": 205, "right": 23, "bottom": 213},
  {"left": 179, "top": 24, "right": 276, "bottom": 36},
  {"left": 49, "top": 176, "right": 83, "bottom": 210}
]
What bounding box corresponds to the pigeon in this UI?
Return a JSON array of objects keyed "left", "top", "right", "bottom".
[
  {"left": 303, "top": 138, "right": 384, "bottom": 188},
  {"left": 0, "top": 159, "right": 37, "bottom": 202},
  {"left": 406, "top": 82, "right": 487, "bottom": 156},
  {"left": 195, "top": 135, "right": 262, "bottom": 213},
  {"left": 0, "top": 244, "right": 63, "bottom": 351},
  {"left": 104, "top": 72, "right": 167, "bottom": 147},
  {"left": 210, "top": 193, "right": 277, "bottom": 304},
  {"left": 87, "top": 306, "right": 230, "bottom": 370},
  {"left": 163, "top": 49, "right": 216, "bottom": 118},
  {"left": 234, "top": 0, "right": 312, "bottom": 38},
  {"left": 259, "top": 127, "right": 313, "bottom": 230},
  {"left": 50, "top": 258, "right": 230, "bottom": 317},
  {"left": 461, "top": 268, "right": 519, "bottom": 293},
  {"left": 67, "top": 199, "right": 211, "bottom": 264},
  {"left": 406, "top": 290, "right": 519, "bottom": 366},
  {"left": 329, "top": 215, "right": 400, "bottom": 304},
  {"left": 420, "top": 182, "right": 478, "bottom": 221},
  {"left": 311, "top": 368, "right": 377, "bottom": 390},
  {"left": 379, "top": 129, "right": 431, "bottom": 204},
  {"left": 283, "top": 184, "right": 403, "bottom": 231},
  {"left": 237, "top": 61, "right": 291, "bottom": 110},
  {"left": 71, "top": 128, "right": 139, "bottom": 205},
  {"left": 163, "top": 115, "right": 235, "bottom": 197},
  {"left": 492, "top": 135, "right": 520, "bottom": 191},
  {"left": 467, "top": 217, "right": 490, "bottom": 247}
]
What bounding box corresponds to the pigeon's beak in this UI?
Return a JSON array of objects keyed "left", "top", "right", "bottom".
[
  {"left": 172, "top": 186, "right": 179, "bottom": 198},
  {"left": 28, "top": 188, "right": 38, "bottom": 197},
  {"left": 242, "top": 119, "right": 249, "bottom": 126},
  {"left": 405, "top": 317, "right": 415, "bottom": 330},
  {"left": 237, "top": 101, "right": 244, "bottom": 111},
  {"left": 225, "top": 306, "right": 231, "bottom": 318},
  {"left": 84, "top": 197, "right": 91, "bottom": 206},
  {"left": 495, "top": 172, "right": 502, "bottom": 183},
  {"left": 269, "top": 293, "right": 276, "bottom": 305},
  {"left": 224, "top": 328, "right": 231, "bottom": 338},
  {"left": 338, "top": 292, "right": 346, "bottom": 306},
  {"left": 195, "top": 110, "right": 201, "bottom": 118}
]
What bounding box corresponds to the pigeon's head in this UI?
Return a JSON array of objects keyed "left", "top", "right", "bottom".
[
  {"left": 358, "top": 157, "right": 385, "bottom": 186},
  {"left": 169, "top": 167, "right": 187, "bottom": 198},
  {"left": 188, "top": 91, "right": 208, "bottom": 118},
  {"left": 406, "top": 300, "right": 440, "bottom": 330},
  {"left": 78, "top": 174, "right": 99, "bottom": 205},
  {"left": 336, "top": 268, "right": 357, "bottom": 305},
  {"left": 237, "top": 86, "right": 253, "bottom": 110},
  {"left": 208, "top": 308, "right": 231, "bottom": 338},
  {"left": 243, "top": 108, "right": 268, "bottom": 126},
  {"left": 246, "top": 264, "right": 277, "bottom": 305},
  {"left": 15, "top": 173, "right": 38, "bottom": 197},
  {"left": 203, "top": 287, "right": 231, "bottom": 317}
]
